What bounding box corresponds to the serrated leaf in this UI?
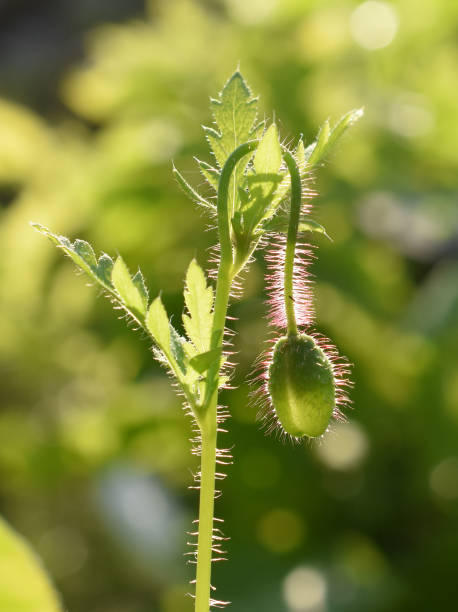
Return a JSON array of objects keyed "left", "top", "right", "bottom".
[
  {"left": 189, "top": 348, "right": 222, "bottom": 374},
  {"left": 209, "top": 71, "right": 259, "bottom": 167},
  {"left": 0, "top": 516, "right": 63, "bottom": 612},
  {"left": 32, "top": 223, "right": 109, "bottom": 288},
  {"left": 183, "top": 259, "right": 214, "bottom": 353},
  {"left": 147, "top": 297, "right": 171, "bottom": 354},
  {"left": 205, "top": 71, "right": 262, "bottom": 215},
  {"left": 32, "top": 223, "right": 155, "bottom": 335},
  {"left": 111, "top": 256, "right": 147, "bottom": 316}
]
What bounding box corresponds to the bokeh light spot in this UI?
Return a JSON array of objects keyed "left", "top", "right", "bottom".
[
  {"left": 257, "top": 508, "right": 305, "bottom": 554},
  {"left": 430, "top": 457, "right": 458, "bottom": 500},
  {"left": 315, "top": 422, "right": 369, "bottom": 471},
  {"left": 283, "top": 566, "right": 327, "bottom": 612},
  {"left": 388, "top": 94, "right": 435, "bottom": 138},
  {"left": 38, "top": 526, "right": 88, "bottom": 579},
  {"left": 350, "top": 1, "right": 398, "bottom": 50},
  {"left": 226, "top": 0, "right": 278, "bottom": 25}
]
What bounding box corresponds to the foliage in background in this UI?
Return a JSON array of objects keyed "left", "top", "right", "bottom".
[{"left": 0, "top": 1, "right": 457, "bottom": 611}]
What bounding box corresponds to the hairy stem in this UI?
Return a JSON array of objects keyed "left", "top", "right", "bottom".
[
  {"left": 282, "top": 149, "right": 302, "bottom": 337},
  {"left": 194, "top": 141, "right": 257, "bottom": 612}
]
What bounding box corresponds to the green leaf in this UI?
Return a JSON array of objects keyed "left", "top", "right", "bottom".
[
  {"left": 245, "top": 123, "right": 284, "bottom": 223},
  {"left": 254, "top": 124, "right": 282, "bottom": 176},
  {"left": 147, "top": 296, "right": 171, "bottom": 354},
  {"left": 146, "top": 297, "right": 196, "bottom": 389},
  {"left": 111, "top": 256, "right": 147, "bottom": 316},
  {"left": 295, "top": 138, "right": 306, "bottom": 169},
  {"left": 31, "top": 223, "right": 111, "bottom": 289},
  {"left": 263, "top": 214, "right": 331, "bottom": 240},
  {"left": 204, "top": 71, "right": 263, "bottom": 214},
  {"left": 0, "top": 516, "right": 63, "bottom": 612},
  {"left": 182, "top": 259, "right": 214, "bottom": 353},
  {"left": 169, "top": 326, "right": 188, "bottom": 375},
  {"left": 307, "top": 119, "right": 331, "bottom": 165},
  {"left": 195, "top": 158, "right": 220, "bottom": 191},
  {"left": 172, "top": 162, "right": 214, "bottom": 209},
  {"left": 299, "top": 219, "right": 332, "bottom": 240},
  {"left": 208, "top": 71, "right": 259, "bottom": 168},
  {"left": 73, "top": 239, "right": 97, "bottom": 269},
  {"left": 189, "top": 348, "right": 222, "bottom": 374},
  {"left": 132, "top": 269, "right": 149, "bottom": 313},
  {"left": 242, "top": 172, "right": 283, "bottom": 235},
  {"left": 32, "top": 224, "right": 151, "bottom": 331},
  {"left": 305, "top": 109, "right": 363, "bottom": 166},
  {"left": 97, "top": 253, "right": 114, "bottom": 285},
  {"left": 31, "top": 223, "right": 100, "bottom": 281},
  {"left": 326, "top": 107, "right": 364, "bottom": 152}
]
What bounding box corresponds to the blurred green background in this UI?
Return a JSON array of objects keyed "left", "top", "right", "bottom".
[{"left": 0, "top": 0, "right": 457, "bottom": 610}]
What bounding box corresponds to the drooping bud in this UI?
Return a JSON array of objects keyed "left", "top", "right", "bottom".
[{"left": 268, "top": 333, "right": 335, "bottom": 438}]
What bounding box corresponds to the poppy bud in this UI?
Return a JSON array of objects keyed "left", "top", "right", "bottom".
[{"left": 268, "top": 333, "right": 335, "bottom": 438}]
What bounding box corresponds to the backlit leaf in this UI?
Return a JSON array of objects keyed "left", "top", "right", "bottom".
[
  {"left": 183, "top": 259, "right": 214, "bottom": 353},
  {"left": 146, "top": 296, "right": 170, "bottom": 354},
  {"left": 112, "top": 256, "right": 147, "bottom": 316},
  {"left": 254, "top": 124, "right": 282, "bottom": 177},
  {"left": 204, "top": 71, "right": 263, "bottom": 214},
  {"left": 189, "top": 348, "right": 222, "bottom": 374}
]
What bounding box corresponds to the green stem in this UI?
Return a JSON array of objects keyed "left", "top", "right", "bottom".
[
  {"left": 282, "top": 149, "right": 302, "bottom": 337},
  {"left": 194, "top": 140, "right": 257, "bottom": 612}
]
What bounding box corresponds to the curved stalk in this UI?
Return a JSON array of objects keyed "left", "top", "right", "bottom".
[
  {"left": 281, "top": 149, "right": 302, "bottom": 337},
  {"left": 194, "top": 140, "right": 257, "bottom": 612}
]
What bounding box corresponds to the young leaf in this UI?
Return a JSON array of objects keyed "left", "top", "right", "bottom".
[
  {"left": 32, "top": 223, "right": 112, "bottom": 289},
  {"left": 326, "top": 108, "right": 364, "bottom": 152},
  {"left": 112, "top": 256, "right": 147, "bottom": 316},
  {"left": 32, "top": 224, "right": 153, "bottom": 332},
  {"left": 183, "top": 259, "right": 214, "bottom": 354},
  {"left": 132, "top": 270, "right": 149, "bottom": 312},
  {"left": 307, "top": 119, "right": 331, "bottom": 165},
  {"left": 263, "top": 214, "right": 331, "bottom": 240},
  {"left": 246, "top": 123, "right": 284, "bottom": 221},
  {"left": 204, "top": 71, "right": 263, "bottom": 214},
  {"left": 195, "top": 158, "right": 220, "bottom": 191},
  {"left": 189, "top": 348, "right": 222, "bottom": 374},
  {"left": 172, "top": 162, "right": 214, "bottom": 209},
  {"left": 295, "top": 138, "right": 306, "bottom": 169},
  {"left": 73, "top": 239, "right": 97, "bottom": 269},
  {"left": 97, "top": 253, "right": 114, "bottom": 286},
  {"left": 254, "top": 124, "right": 282, "bottom": 177},
  {"left": 146, "top": 296, "right": 170, "bottom": 354},
  {"left": 170, "top": 326, "right": 188, "bottom": 375},
  {"left": 305, "top": 109, "right": 363, "bottom": 166},
  {"left": 208, "top": 71, "right": 259, "bottom": 168}
]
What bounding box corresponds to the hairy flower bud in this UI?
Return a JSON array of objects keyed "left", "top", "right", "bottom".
[{"left": 268, "top": 333, "right": 335, "bottom": 438}]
